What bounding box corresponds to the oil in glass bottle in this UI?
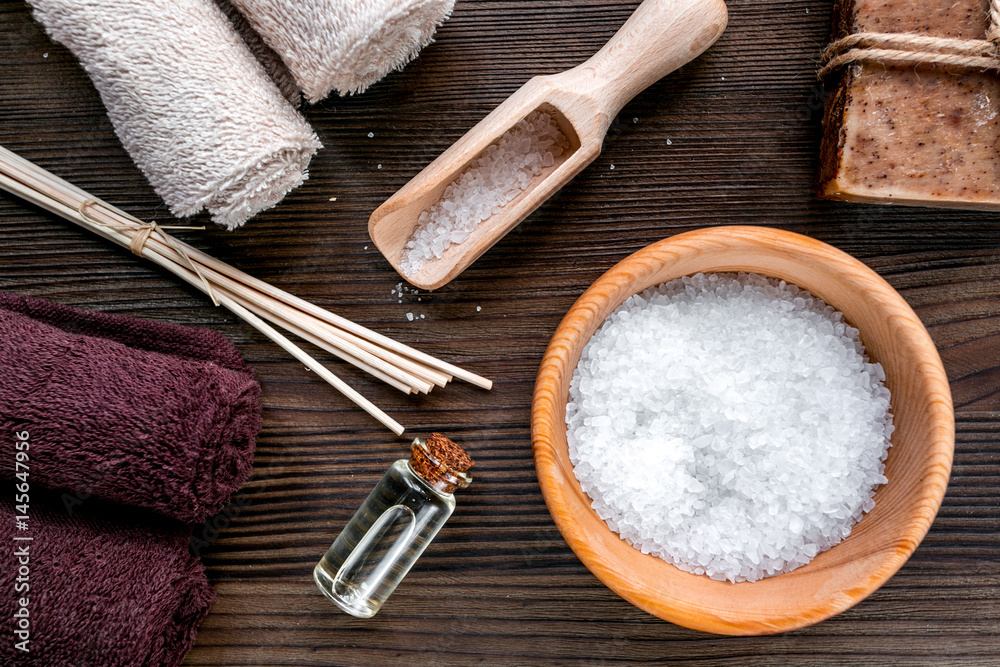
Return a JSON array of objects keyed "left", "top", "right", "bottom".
[{"left": 313, "top": 433, "right": 473, "bottom": 618}]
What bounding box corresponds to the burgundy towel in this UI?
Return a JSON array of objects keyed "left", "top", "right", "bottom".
[
  {"left": 1, "top": 494, "right": 214, "bottom": 667},
  {"left": 0, "top": 292, "right": 262, "bottom": 523}
]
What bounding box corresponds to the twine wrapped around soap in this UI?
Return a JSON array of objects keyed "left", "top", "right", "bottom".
[{"left": 818, "top": 0, "right": 1000, "bottom": 78}]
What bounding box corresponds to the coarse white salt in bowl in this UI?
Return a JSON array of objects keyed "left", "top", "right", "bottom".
[{"left": 565, "top": 272, "right": 895, "bottom": 583}]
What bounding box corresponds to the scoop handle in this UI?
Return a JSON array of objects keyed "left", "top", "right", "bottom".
[{"left": 555, "top": 0, "right": 728, "bottom": 120}]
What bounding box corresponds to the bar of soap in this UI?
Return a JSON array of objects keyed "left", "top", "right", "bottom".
[{"left": 819, "top": 0, "right": 1000, "bottom": 210}]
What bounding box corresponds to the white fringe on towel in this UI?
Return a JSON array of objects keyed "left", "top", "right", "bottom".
[
  {"left": 228, "top": 0, "right": 456, "bottom": 101},
  {"left": 28, "top": 0, "right": 322, "bottom": 229}
]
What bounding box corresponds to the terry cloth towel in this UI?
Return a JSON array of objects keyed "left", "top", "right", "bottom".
[
  {"left": 27, "top": 0, "right": 322, "bottom": 229},
  {"left": 228, "top": 0, "right": 456, "bottom": 101},
  {"left": 0, "top": 494, "right": 214, "bottom": 667},
  {"left": 0, "top": 291, "right": 262, "bottom": 524},
  {"left": 215, "top": 0, "right": 302, "bottom": 106}
]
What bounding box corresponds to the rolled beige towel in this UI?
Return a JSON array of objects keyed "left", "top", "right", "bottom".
[
  {"left": 28, "top": 0, "right": 322, "bottom": 229},
  {"left": 228, "top": 0, "right": 456, "bottom": 101},
  {"left": 215, "top": 0, "right": 302, "bottom": 106}
]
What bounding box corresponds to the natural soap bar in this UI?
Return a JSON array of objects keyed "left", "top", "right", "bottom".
[{"left": 819, "top": 0, "right": 1000, "bottom": 210}]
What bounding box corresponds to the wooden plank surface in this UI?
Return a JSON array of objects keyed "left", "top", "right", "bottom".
[{"left": 2, "top": 0, "right": 999, "bottom": 664}]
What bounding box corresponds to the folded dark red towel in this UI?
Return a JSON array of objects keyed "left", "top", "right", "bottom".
[
  {"left": 1, "top": 493, "right": 214, "bottom": 667},
  {"left": 0, "top": 291, "right": 262, "bottom": 523}
]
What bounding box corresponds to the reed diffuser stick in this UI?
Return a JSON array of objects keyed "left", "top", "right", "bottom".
[{"left": 0, "top": 145, "right": 493, "bottom": 434}]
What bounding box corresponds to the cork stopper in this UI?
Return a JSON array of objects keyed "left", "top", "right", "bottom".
[{"left": 409, "top": 433, "right": 474, "bottom": 494}]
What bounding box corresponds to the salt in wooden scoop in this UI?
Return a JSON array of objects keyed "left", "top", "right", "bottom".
[{"left": 369, "top": 0, "right": 728, "bottom": 290}]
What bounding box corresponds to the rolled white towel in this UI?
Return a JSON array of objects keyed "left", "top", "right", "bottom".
[
  {"left": 228, "top": 0, "right": 456, "bottom": 101},
  {"left": 28, "top": 0, "right": 322, "bottom": 229},
  {"left": 215, "top": 0, "right": 302, "bottom": 106}
]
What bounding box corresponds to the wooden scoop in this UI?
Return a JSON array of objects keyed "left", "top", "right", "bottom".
[{"left": 369, "top": 0, "right": 729, "bottom": 290}]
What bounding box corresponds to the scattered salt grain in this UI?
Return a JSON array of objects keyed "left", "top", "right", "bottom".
[
  {"left": 399, "top": 110, "right": 569, "bottom": 276},
  {"left": 368, "top": 132, "right": 374, "bottom": 138},
  {"left": 666, "top": 139, "right": 673, "bottom": 145},
  {"left": 406, "top": 312, "right": 414, "bottom": 322},
  {"left": 610, "top": 164, "right": 615, "bottom": 170},
  {"left": 420, "top": 314, "right": 425, "bottom": 319},
  {"left": 393, "top": 282, "right": 421, "bottom": 305},
  {"left": 377, "top": 164, "right": 382, "bottom": 170},
  {"left": 42, "top": 53, "right": 48, "bottom": 59},
  {"left": 566, "top": 272, "right": 893, "bottom": 583},
  {"left": 476, "top": 306, "right": 481, "bottom": 312}
]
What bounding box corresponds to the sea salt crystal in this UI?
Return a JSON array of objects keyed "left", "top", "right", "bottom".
[
  {"left": 566, "top": 273, "right": 894, "bottom": 583},
  {"left": 399, "top": 110, "right": 569, "bottom": 276},
  {"left": 406, "top": 312, "right": 414, "bottom": 322}
]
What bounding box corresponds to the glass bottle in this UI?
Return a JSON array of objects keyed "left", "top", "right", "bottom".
[{"left": 313, "top": 436, "right": 472, "bottom": 618}]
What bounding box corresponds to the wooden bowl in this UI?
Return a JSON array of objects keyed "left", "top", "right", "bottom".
[{"left": 531, "top": 226, "right": 954, "bottom": 635}]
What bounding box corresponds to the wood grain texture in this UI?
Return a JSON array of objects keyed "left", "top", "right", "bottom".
[
  {"left": 1, "top": 0, "right": 998, "bottom": 663},
  {"left": 531, "top": 227, "right": 954, "bottom": 634}
]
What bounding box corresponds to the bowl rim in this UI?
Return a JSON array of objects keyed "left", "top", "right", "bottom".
[{"left": 530, "top": 225, "right": 954, "bottom": 635}]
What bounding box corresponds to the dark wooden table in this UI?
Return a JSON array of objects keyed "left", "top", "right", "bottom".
[{"left": 2, "top": 0, "right": 999, "bottom": 664}]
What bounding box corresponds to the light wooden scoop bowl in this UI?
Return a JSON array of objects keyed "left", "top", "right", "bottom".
[
  {"left": 531, "top": 226, "right": 955, "bottom": 635},
  {"left": 369, "top": 0, "right": 729, "bottom": 290}
]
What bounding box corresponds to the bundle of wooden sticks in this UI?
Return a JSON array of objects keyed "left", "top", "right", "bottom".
[{"left": 0, "top": 145, "right": 491, "bottom": 435}]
